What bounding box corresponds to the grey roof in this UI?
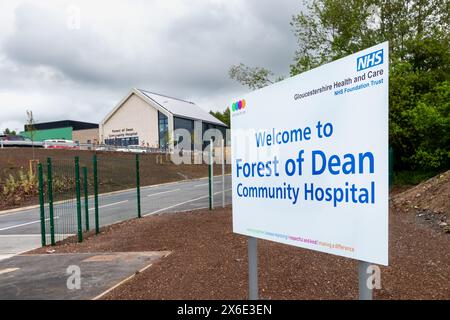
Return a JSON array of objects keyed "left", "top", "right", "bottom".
[{"left": 137, "top": 89, "right": 226, "bottom": 127}]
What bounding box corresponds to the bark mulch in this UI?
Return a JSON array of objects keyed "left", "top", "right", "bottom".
[{"left": 31, "top": 204, "right": 449, "bottom": 300}]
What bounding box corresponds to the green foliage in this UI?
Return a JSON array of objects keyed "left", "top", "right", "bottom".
[
  {"left": 401, "top": 82, "right": 450, "bottom": 169},
  {"left": 2, "top": 128, "right": 17, "bottom": 135},
  {"left": 228, "top": 63, "right": 277, "bottom": 90},
  {"left": 2, "top": 175, "right": 18, "bottom": 196},
  {"left": 393, "top": 169, "right": 443, "bottom": 187},
  {"left": 229, "top": 0, "right": 450, "bottom": 172},
  {"left": 1, "top": 169, "right": 38, "bottom": 205},
  {"left": 26, "top": 109, "right": 37, "bottom": 160},
  {"left": 290, "top": 0, "right": 378, "bottom": 74},
  {"left": 290, "top": 0, "right": 449, "bottom": 75},
  {"left": 52, "top": 175, "right": 75, "bottom": 194},
  {"left": 210, "top": 108, "right": 231, "bottom": 127}
]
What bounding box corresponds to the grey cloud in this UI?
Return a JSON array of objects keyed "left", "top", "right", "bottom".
[
  {"left": 0, "top": 0, "right": 301, "bottom": 132},
  {"left": 4, "top": 4, "right": 124, "bottom": 85}
]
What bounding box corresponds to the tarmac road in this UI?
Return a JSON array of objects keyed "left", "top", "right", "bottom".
[{"left": 0, "top": 175, "right": 232, "bottom": 260}]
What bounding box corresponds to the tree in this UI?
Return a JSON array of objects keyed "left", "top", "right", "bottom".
[
  {"left": 210, "top": 108, "right": 231, "bottom": 128},
  {"left": 3, "top": 128, "right": 17, "bottom": 135},
  {"left": 26, "top": 110, "right": 36, "bottom": 161},
  {"left": 229, "top": 63, "right": 281, "bottom": 90},
  {"left": 229, "top": 0, "right": 450, "bottom": 171}
]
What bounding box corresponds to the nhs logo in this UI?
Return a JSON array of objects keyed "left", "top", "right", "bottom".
[{"left": 357, "top": 49, "right": 383, "bottom": 71}]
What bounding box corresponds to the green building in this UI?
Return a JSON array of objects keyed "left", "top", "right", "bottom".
[
  {"left": 21, "top": 127, "right": 73, "bottom": 142},
  {"left": 20, "top": 120, "right": 99, "bottom": 144}
]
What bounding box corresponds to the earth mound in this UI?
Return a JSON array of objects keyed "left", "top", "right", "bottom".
[{"left": 392, "top": 170, "right": 450, "bottom": 233}]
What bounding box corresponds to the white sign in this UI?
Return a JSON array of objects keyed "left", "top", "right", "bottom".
[{"left": 231, "top": 42, "right": 389, "bottom": 265}]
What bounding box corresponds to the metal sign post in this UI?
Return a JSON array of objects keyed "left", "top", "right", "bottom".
[
  {"left": 248, "top": 237, "right": 258, "bottom": 300},
  {"left": 231, "top": 43, "right": 389, "bottom": 301},
  {"left": 358, "top": 261, "right": 373, "bottom": 300}
]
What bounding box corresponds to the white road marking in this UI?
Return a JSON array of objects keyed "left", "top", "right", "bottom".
[
  {"left": 0, "top": 176, "right": 232, "bottom": 217},
  {"left": 0, "top": 216, "right": 59, "bottom": 232},
  {"left": 89, "top": 200, "right": 128, "bottom": 211},
  {"left": 0, "top": 208, "right": 36, "bottom": 218},
  {"left": 194, "top": 183, "right": 209, "bottom": 187},
  {"left": 0, "top": 234, "right": 43, "bottom": 237},
  {"left": 143, "top": 189, "right": 231, "bottom": 216},
  {"left": 0, "top": 255, "right": 14, "bottom": 261},
  {"left": 0, "top": 242, "right": 47, "bottom": 262},
  {"left": 195, "top": 181, "right": 225, "bottom": 187},
  {"left": 0, "top": 182, "right": 231, "bottom": 232},
  {"left": 0, "top": 268, "right": 19, "bottom": 275},
  {"left": 147, "top": 189, "right": 180, "bottom": 197}
]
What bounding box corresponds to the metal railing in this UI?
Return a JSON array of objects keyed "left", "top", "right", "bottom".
[{"left": 36, "top": 144, "right": 231, "bottom": 247}]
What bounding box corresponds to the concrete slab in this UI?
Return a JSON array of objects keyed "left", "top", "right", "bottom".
[
  {"left": 0, "top": 251, "right": 170, "bottom": 300},
  {"left": 0, "top": 235, "right": 42, "bottom": 261}
]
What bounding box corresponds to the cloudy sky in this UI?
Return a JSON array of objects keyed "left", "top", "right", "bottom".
[{"left": 0, "top": 0, "right": 301, "bottom": 132}]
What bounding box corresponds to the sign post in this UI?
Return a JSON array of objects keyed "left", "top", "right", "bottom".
[
  {"left": 359, "top": 261, "right": 373, "bottom": 300},
  {"left": 230, "top": 42, "right": 389, "bottom": 300},
  {"left": 248, "top": 237, "right": 258, "bottom": 300}
]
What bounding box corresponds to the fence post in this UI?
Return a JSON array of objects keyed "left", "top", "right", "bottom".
[
  {"left": 209, "top": 139, "right": 214, "bottom": 210},
  {"left": 221, "top": 138, "right": 225, "bottom": 208},
  {"left": 38, "top": 163, "right": 46, "bottom": 247},
  {"left": 83, "top": 166, "right": 90, "bottom": 231},
  {"left": 47, "top": 158, "right": 55, "bottom": 246},
  {"left": 93, "top": 154, "right": 99, "bottom": 234},
  {"left": 136, "top": 154, "right": 141, "bottom": 218},
  {"left": 75, "top": 157, "right": 83, "bottom": 243}
]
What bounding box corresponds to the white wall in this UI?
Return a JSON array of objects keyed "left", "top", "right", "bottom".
[{"left": 101, "top": 93, "right": 159, "bottom": 147}]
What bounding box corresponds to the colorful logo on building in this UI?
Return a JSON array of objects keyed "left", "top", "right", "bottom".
[{"left": 231, "top": 99, "right": 246, "bottom": 112}]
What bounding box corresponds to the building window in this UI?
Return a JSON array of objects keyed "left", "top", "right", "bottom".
[
  {"left": 158, "top": 111, "right": 169, "bottom": 150},
  {"left": 105, "top": 136, "right": 138, "bottom": 146},
  {"left": 202, "top": 123, "right": 227, "bottom": 149},
  {"left": 174, "top": 116, "right": 194, "bottom": 151}
]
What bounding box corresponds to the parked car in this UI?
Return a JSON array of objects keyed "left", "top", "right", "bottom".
[
  {"left": 116, "top": 145, "right": 147, "bottom": 153},
  {"left": 0, "top": 134, "right": 28, "bottom": 141},
  {"left": 43, "top": 139, "right": 78, "bottom": 149},
  {"left": 0, "top": 135, "right": 43, "bottom": 148}
]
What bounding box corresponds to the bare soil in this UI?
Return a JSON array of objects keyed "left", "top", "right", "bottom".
[
  {"left": 31, "top": 201, "right": 450, "bottom": 300},
  {"left": 392, "top": 170, "right": 450, "bottom": 234}
]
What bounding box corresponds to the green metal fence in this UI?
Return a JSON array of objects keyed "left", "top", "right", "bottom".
[
  {"left": 95, "top": 154, "right": 139, "bottom": 223},
  {"left": 36, "top": 148, "right": 232, "bottom": 248},
  {"left": 38, "top": 154, "right": 142, "bottom": 246},
  {"left": 38, "top": 158, "right": 86, "bottom": 245}
]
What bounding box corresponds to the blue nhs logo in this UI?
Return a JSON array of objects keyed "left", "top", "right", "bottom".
[{"left": 357, "top": 49, "right": 383, "bottom": 71}]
